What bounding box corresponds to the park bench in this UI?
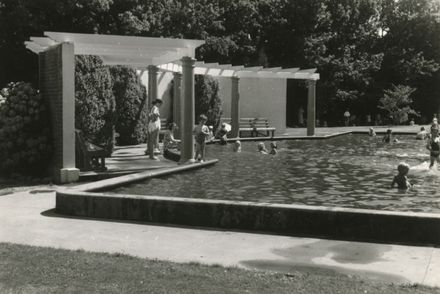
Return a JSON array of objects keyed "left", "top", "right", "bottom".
[
  {"left": 220, "top": 117, "right": 276, "bottom": 138},
  {"left": 75, "top": 129, "right": 107, "bottom": 171}
]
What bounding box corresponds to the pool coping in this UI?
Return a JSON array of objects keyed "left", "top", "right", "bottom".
[{"left": 56, "top": 130, "right": 440, "bottom": 246}]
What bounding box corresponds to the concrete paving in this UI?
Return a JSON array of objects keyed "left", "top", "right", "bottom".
[{"left": 0, "top": 188, "right": 439, "bottom": 288}]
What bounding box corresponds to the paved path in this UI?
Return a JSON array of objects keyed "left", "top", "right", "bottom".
[{"left": 0, "top": 188, "right": 439, "bottom": 288}]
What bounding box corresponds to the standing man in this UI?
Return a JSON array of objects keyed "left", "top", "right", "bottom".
[
  {"left": 344, "top": 109, "right": 351, "bottom": 126},
  {"left": 146, "top": 99, "right": 163, "bottom": 160}
]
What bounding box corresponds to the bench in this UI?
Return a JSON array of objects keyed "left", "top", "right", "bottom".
[
  {"left": 220, "top": 117, "right": 276, "bottom": 138},
  {"left": 75, "top": 129, "right": 107, "bottom": 171}
]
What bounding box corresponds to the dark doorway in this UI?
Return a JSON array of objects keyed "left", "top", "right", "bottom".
[{"left": 286, "top": 79, "right": 307, "bottom": 127}]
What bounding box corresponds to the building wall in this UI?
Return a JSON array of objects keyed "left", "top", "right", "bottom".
[
  {"left": 218, "top": 77, "right": 287, "bottom": 135},
  {"left": 140, "top": 70, "right": 287, "bottom": 135}
]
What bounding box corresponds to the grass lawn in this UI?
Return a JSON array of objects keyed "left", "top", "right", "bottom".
[{"left": 0, "top": 243, "right": 439, "bottom": 294}]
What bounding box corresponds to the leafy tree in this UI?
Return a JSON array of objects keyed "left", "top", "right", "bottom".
[
  {"left": 195, "top": 75, "right": 222, "bottom": 131},
  {"left": 110, "top": 66, "right": 148, "bottom": 145},
  {"left": 379, "top": 84, "right": 418, "bottom": 124},
  {"left": 0, "top": 82, "right": 51, "bottom": 175},
  {"left": 75, "top": 55, "right": 116, "bottom": 154}
]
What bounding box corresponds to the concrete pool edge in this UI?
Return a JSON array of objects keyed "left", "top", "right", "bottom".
[
  {"left": 56, "top": 189, "right": 440, "bottom": 246},
  {"left": 67, "top": 159, "right": 218, "bottom": 192}
]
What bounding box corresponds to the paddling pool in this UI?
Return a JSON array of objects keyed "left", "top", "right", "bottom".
[{"left": 109, "top": 134, "right": 440, "bottom": 213}]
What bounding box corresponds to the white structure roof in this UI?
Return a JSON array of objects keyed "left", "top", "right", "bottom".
[
  {"left": 25, "top": 32, "right": 205, "bottom": 66},
  {"left": 159, "top": 61, "right": 319, "bottom": 80},
  {"left": 25, "top": 32, "right": 319, "bottom": 80}
]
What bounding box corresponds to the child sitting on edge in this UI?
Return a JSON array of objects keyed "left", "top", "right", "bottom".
[
  {"left": 369, "top": 127, "right": 376, "bottom": 136},
  {"left": 427, "top": 127, "right": 440, "bottom": 168},
  {"left": 233, "top": 140, "right": 241, "bottom": 152},
  {"left": 391, "top": 162, "right": 412, "bottom": 189},
  {"left": 163, "top": 122, "right": 180, "bottom": 151},
  {"left": 257, "top": 142, "right": 268, "bottom": 154},
  {"left": 416, "top": 126, "right": 428, "bottom": 140},
  {"left": 269, "top": 142, "right": 278, "bottom": 155},
  {"left": 193, "top": 114, "right": 210, "bottom": 162},
  {"left": 382, "top": 129, "right": 392, "bottom": 143}
]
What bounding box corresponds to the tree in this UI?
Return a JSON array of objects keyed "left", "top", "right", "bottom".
[
  {"left": 75, "top": 55, "right": 116, "bottom": 154},
  {"left": 110, "top": 66, "right": 148, "bottom": 145},
  {"left": 195, "top": 75, "right": 222, "bottom": 131},
  {"left": 379, "top": 84, "right": 418, "bottom": 124}
]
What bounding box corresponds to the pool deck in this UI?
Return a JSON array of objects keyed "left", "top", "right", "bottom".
[{"left": 0, "top": 187, "right": 439, "bottom": 288}]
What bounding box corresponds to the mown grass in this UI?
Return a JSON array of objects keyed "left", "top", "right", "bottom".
[{"left": 0, "top": 243, "right": 439, "bottom": 294}]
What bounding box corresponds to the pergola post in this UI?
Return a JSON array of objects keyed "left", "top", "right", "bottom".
[
  {"left": 179, "top": 56, "right": 196, "bottom": 164},
  {"left": 173, "top": 72, "right": 182, "bottom": 139},
  {"left": 39, "top": 42, "right": 79, "bottom": 183},
  {"left": 147, "top": 65, "right": 158, "bottom": 107},
  {"left": 307, "top": 80, "right": 316, "bottom": 136},
  {"left": 230, "top": 76, "right": 240, "bottom": 138}
]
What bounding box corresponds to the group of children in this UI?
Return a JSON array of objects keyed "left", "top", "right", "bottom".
[
  {"left": 191, "top": 114, "right": 279, "bottom": 161},
  {"left": 390, "top": 118, "right": 440, "bottom": 190}
]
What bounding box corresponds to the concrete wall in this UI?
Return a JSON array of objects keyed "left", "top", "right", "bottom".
[
  {"left": 140, "top": 71, "right": 287, "bottom": 135},
  {"left": 218, "top": 77, "right": 287, "bottom": 135}
]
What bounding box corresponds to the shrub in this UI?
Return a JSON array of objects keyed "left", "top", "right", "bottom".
[
  {"left": 0, "top": 82, "right": 51, "bottom": 175},
  {"left": 195, "top": 75, "right": 222, "bottom": 131},
  {"left": 110, "top": 66, "right": 148, "bottom": 145},
  {"left": 75, "top": 56, "right": 116, "bottom": 155},
  {"left": 379, "top": 84, "right": 419, "bottom": 125}
]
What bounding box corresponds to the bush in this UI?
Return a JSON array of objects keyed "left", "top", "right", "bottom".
[
  {"left": 75, "top": 56, "right": 116, "bottom": 155},
  {"left": 195, "top": 75, "right": 222, "bottom": 131},
  {"left": 110, "top": 66, "right": 148, "bottom": 145},
  {"left": 379, "top": 84, "right": 419, "bottom": 125},
  {"left": 0, "top": 82, "right": 51, "bottom": 175}
]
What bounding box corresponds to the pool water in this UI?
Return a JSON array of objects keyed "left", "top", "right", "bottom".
[{"left": 110, "top": 134, "right": 440, "bottom": 213}]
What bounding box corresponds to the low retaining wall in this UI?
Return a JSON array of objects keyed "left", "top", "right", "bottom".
[{"left": 56, "top": 190, "right": 440, "bottom": 246}]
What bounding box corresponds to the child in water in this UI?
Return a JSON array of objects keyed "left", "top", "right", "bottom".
[
  {"left": 269, "top": 142, "right": 278, "bottom": 155},
  {"left": 193, "top": 114, "right": 210, "bottom": 162},
  {"left": 382, "top": 129, "right": 392, "bottom": 143},
  {"left": 257, "top": 142, "right": 268, "bottom": 154},
  {"left": 391, "top": 162, "right": 412, "bottom": 189},
  {"left": 233, "top": 140, "right": 241, "bottom": 152},
  {"left": 427, "top": 127, "right": 440, "bottom": 168}
]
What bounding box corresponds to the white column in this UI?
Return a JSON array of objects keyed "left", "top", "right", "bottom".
[
  {"left": 179, "top": 57, "right": 196, "bottom": 164},
  {"left": 147, "top": 65, "right": 158, "bottom": 107},
  {"left": 307, "top": 80, "right": 316, "bottom": 136},
  {"left": 230, "top": 76, "right": 240, "bottom": 138},
  {"left": 173, "top": 72, "right": 182, "bottom": 139}
]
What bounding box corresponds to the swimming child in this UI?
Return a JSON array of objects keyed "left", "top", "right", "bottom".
[
  {"left": 269, "top": 142, "right": 278, "bottom": 155},
  {"left": 382, "top": 129, "right": 392, "bottom": 143},
  {"left": 427, "top": 127, "right": 440, "bottom": 168},
  {"left": 416, "top": 126, "right": 428, "bottom": 140},
  {"left": 233, "top": 140, "right": 241, "bottom": 152},
  {"left": 257, "top": 142, "right": 268, "bottom": 154},
  {"left": 163, "top": 122, "right": 180, "bottom": 151},
  {"left": 391, "top": 162, "right": 412, "bottom": 189},
  {"left": 193, "top": 114, "right": 210, "bottom": 162},
  {"left": 369, "top": 127, "right": 376, "bottom": 136}
]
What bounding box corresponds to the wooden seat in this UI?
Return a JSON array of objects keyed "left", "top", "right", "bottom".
[
  {"left": 220, "top": 117, "right": 276, "bottom": 138},
  {"left": 75, "top": 129, "right": 107, "bottom": 171}
]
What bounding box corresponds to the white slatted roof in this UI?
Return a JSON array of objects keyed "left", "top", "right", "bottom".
[
  {"left": 26, "top": 32, "right": 319, "bottom": 80},
  {"left": 159, "top": 61, "right": 319, "bottom": 80},
  {"left": 25, "top": 32, "right": 205, "bottom": 66}
]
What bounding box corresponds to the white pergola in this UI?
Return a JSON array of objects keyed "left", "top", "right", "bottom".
[{"left": 25, "top": 32, "right": 318, "bottom": 183}]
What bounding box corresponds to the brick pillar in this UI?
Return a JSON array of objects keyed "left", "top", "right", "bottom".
[
  {"left": 148, "top": 65, "right": 158, "bottom": 108},
  {"left": 173, "top": 72, "right": 182, "bottom": 139},
  {"left": 39, "top": 43, "right": 79, "bottom": 183},
  {"left": 307, "top": 80, "right": 316, "bottom": 136},
  {"left": 179, "top": 57, "right": 195, "bottom": 164},
  {"left": 230, "top": 76, "right": 240, "bottom": 138}
]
